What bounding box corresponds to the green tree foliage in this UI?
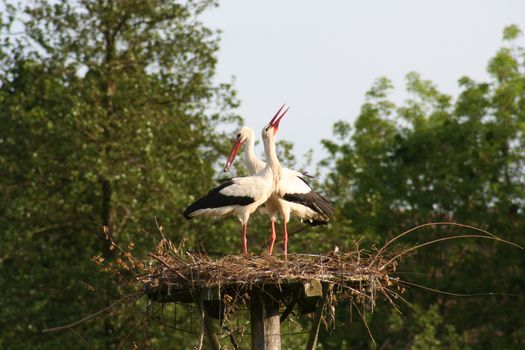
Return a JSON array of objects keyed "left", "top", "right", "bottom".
[
  {"left": 319, "top": 25, "right": 525, "bottom": 349},
  {"left": 0, "top": 0, "right": 240, "bottom": 348}
]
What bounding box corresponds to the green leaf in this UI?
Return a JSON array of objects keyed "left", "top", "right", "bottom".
[{"left": 502, "top": 24, "right": 522, "bottom": 41}]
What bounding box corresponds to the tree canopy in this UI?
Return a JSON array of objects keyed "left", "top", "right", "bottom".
[
  {"left": 0, "top": 0, "right": 240, "bottom": 348},
  {"left": 318, "top": 25, "right": 525, "bottom": 349}
]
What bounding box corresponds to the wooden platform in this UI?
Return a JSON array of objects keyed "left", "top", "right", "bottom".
[
  {"left": 138, "top": 250, "right": 396, "bottom": 350},
  {"left": 145, "top": 279, "right": 331, "bottom": 350}
]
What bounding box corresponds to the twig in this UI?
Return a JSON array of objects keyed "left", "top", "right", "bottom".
[
  {"left": 154, "top": 216, "right": 167, "bottom": 241},
  {"left": 152, "top": 317, "right": 198, "bottom": 334},
  {"left": 68, "top": 327, "right": 92, "bottom": 349},
  {"left": 280, "top": 294, "right": 298, "bottom": 322},
  {"left": 229, "top": 331, "right": 240, "bottom": 350},
  {"left": 147, "top": 253, "right": 172, "bottom": 269},
  {"left": 148, "top": 253, "right": 188, "bottom": 281},
  {"left": 381, "top": 234, "right": 522, "bottom": 270},
  {"left": 197, "top": 300, "right": 205, "bottom": 350},
  {"left": 30, "top": 223, "right": 77, "bottom": 235},
  {"left": 396, "top": 278, "right": 521, "bottom": 298},
  {"left": 116, "top": 319, "right": 144, "bottom": 350},
  {"left": 42, "top": 292, "right": 142, "bottom": 333},
  {"left": 383, "top": 286, "right": 412, "bottom": 311},
  {"left": 352, "top": 300, "right": 376, "bottom": 346},
  {"left": 371, "top": 222, "right": 513, "bottom": 267},
  {"left": 306, "top": 286, "right": 327, "bottom": 350}
]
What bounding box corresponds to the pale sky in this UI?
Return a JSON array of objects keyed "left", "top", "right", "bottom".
[{"left": 203, "top": 0, "right": 525, "bottom": 169}]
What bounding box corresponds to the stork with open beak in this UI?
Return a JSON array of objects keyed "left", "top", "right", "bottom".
[
  {"left": 184, "top": 106, "right": 287, "bottom": 255},
  {"left": 223, "top": 107, "right": 334, "bottom": 259}
]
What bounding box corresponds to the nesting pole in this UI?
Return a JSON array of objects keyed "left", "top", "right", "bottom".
[
  {"left": 142, "top": 251, "right": 397, "bottom": 350},
  {"left": 249, "top": 289, "right": 281, "bottom": 350}
]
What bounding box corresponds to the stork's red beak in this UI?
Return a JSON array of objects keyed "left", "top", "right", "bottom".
[
  {"left": 224, "top": 139, "right": 242, "bottom": 172},
  {"left": 268, "top": 104, "right": 289, "bottom": 133}
]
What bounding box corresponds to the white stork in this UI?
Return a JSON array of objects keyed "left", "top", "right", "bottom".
[
  {"left": 223, "top": 124, "right": 334, "bottom": 259},
  {"left": 183, "top": 106, "right": 287, "bottom": 255}
]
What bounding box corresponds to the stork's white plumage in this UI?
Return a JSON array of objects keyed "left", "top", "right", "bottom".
[
  {"left": 223, "top": 126, "right": 334, "bottom": 258},
  {"left": 184, "top": 106, "right": 287, "bottom": 255}
]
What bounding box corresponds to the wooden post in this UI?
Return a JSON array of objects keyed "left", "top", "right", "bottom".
[
  {"left": 203, "top": 313, "right": 220, "bottom": 350},
  {"left": 306, "top": 283, "right": 328, "bottom": 350},
  {"left": 250, "top": 289, "right": 281, "bottom": 350},
  {"left": 194, "top": 289, "right": 221, "bottom": 350}
]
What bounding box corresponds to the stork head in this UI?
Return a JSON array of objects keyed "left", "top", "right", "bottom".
[
  {"left": 237, "top": 127, "right": 255, "bottom": 144},
  {"left": 223, "top": 105, "right": 288, "bottom": 172},
  {"left": 223, "top": 127, "right": 254, "bottom": 172},
  {"left": 261, "top": 104, "right": 288, "bottom": 141}
]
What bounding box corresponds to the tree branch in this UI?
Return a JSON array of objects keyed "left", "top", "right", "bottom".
[{"left": 42, "top": 292, "right": 142, "bottom": 333}]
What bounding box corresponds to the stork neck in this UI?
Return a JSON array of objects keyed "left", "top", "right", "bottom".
[
  {"left": 243, "top": 132, "right": 261, "bottom": 175},
  {"left": 263, "top": 134, "right": 281, "bottom": 186}
]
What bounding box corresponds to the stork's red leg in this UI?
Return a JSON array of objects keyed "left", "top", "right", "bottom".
[
  {"left": 269, "top": 217, "right": 276, "bottom": 255},
  {"left": 283, "top": 221, "right": 288, "bottom": 260},
  {"left": 242, "top": 223, "right": 248, "bottom": 255}
]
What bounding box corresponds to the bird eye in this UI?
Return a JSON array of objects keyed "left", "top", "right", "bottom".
[{"left": 237, "top": 133, "right": 241, "bottom": 139}]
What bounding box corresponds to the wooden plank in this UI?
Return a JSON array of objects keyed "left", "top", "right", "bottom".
[
  {"left": 306, "top": 283, "right": 329, "bottom": 350},
  {"left": 304, "top": 280, "right": 322, "bottom": 297},
  {"left": 250, "top": 289, "right": 281, "bottom": 350},
  {"left": 203, "top": 313, "right": 220, "bottom": 350}
]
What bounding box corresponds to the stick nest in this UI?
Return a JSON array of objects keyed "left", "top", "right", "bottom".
[{"left": 137, "top": 239, "right": 401, "bottom": 308}]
